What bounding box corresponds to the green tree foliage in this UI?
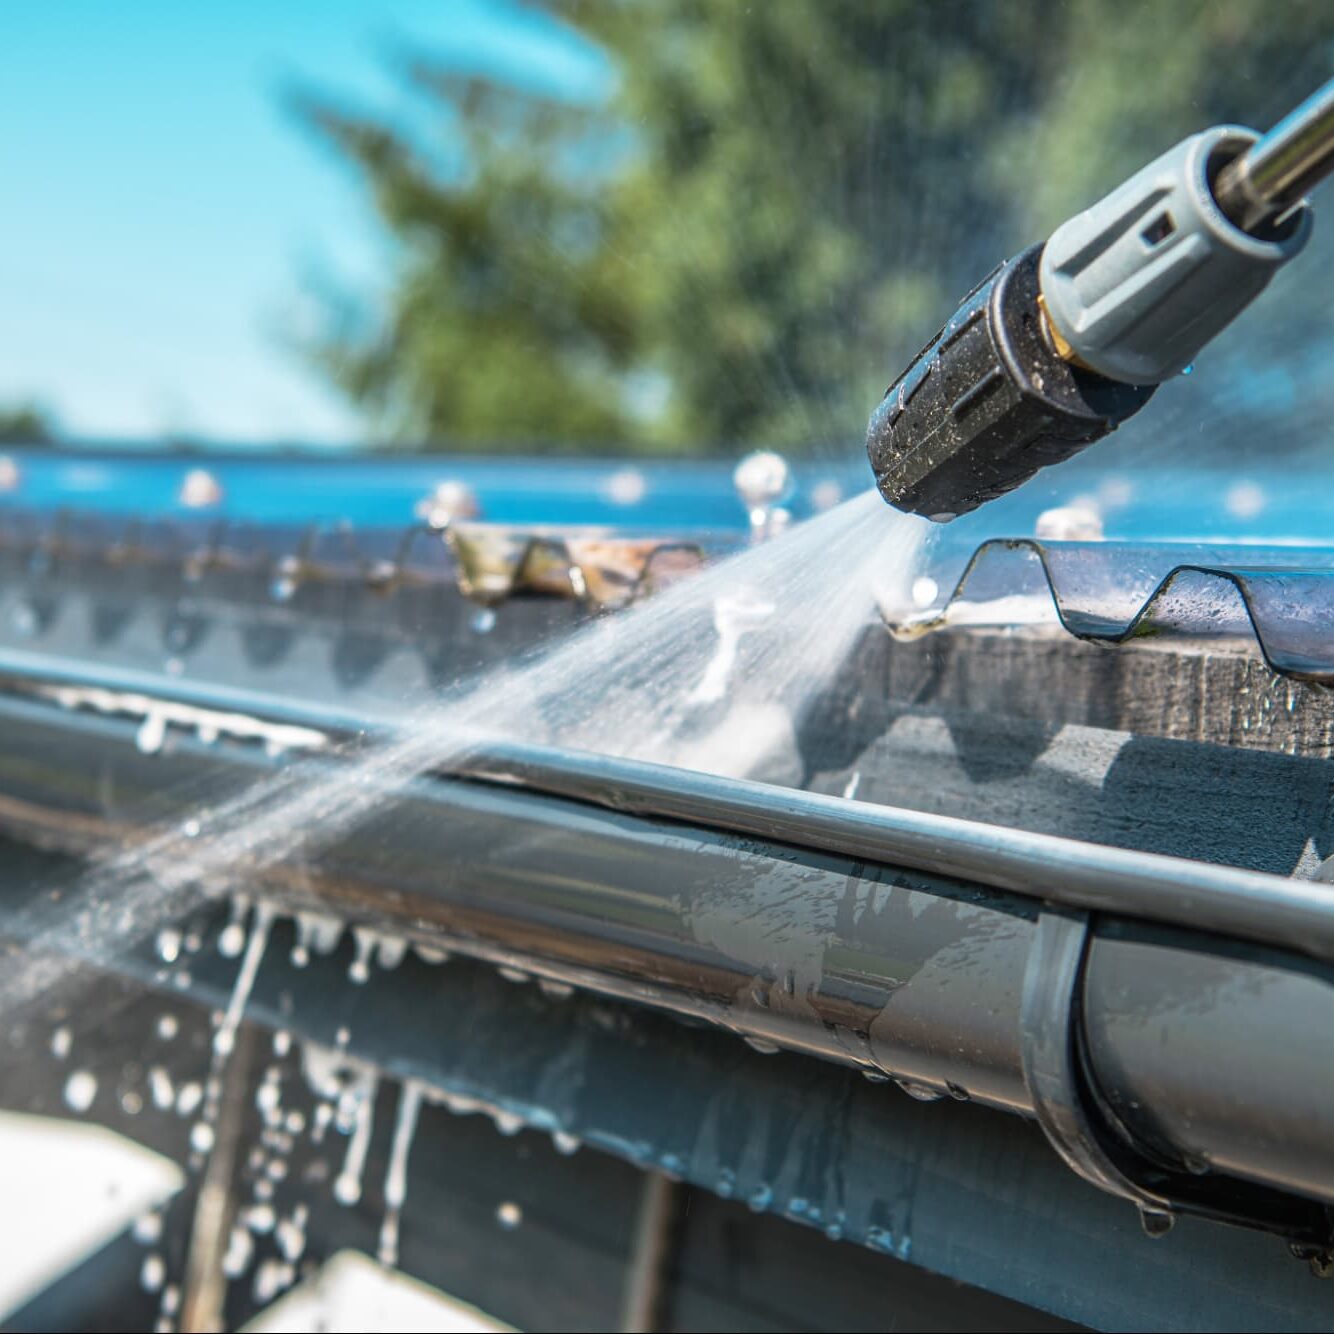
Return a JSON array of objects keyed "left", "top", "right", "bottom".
[
  {"left": 0, "top": 403, "right": 57, "bottom": 446},
  {"left": 295, "top": 0, "right": 1332, "bottom": 455}
]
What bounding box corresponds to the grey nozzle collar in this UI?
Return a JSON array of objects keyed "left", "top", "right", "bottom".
[{"left": 1039, "top": 126, "right": 1312, "bottom": 385}]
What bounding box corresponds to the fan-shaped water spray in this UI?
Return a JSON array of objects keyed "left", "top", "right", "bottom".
[{"left": 0, "top": 492, "right": 929, "bottom": 1009}]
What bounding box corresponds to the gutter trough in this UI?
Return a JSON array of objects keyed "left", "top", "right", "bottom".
[{"left": 0, "top": 671, "right": 1330, "bottom": 1252}]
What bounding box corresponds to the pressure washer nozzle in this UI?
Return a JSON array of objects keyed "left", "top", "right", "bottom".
[{"left": 869, "top": 78, "right": 1334, "bottom": 521}]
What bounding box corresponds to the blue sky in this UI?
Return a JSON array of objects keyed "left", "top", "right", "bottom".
[{"left": 0, "top": 1, "right": 607, "bottom": 444}]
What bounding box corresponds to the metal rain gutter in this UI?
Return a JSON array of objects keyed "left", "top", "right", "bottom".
[
  {"left": 456, "top": 740, "right": 1334, "bottom": 966},
  {"left": 0, "top": 676, "right": 1330, "bottom": 1252}
]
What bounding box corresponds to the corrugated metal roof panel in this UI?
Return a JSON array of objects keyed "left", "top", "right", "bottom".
[{"left": 891, "top": 540, "right": 1334, "bottom": 682}]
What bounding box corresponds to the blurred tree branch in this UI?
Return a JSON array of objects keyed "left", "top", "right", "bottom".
[
  {"left": 0, "top": 404, "right": 58, "bottom": 446},
  {"left": 290, "top": 0, "right": 1332, "bottom": 456}
]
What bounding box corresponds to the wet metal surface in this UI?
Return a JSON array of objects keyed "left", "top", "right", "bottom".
[
  {"left": 3, "top": 508, "right": 1334, "bottom": 695},
  {"left": 897, "top": 538, "right": 1334, "bottom": 682},
  {"left": 0, "top": 688, "right": 1332, "bottom": 1234},
  {"left": 0, "top": 867, "right": 1318, "bottom": 1333}
]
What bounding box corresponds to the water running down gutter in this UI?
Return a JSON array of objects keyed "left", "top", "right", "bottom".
[{"left": 0, "top": 676, "right": 1329, "bottom": 1255}]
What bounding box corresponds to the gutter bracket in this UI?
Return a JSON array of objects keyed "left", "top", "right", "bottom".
[
  {"left": 1021, "top": 909, "right": 1176, "bottom": 1230},
  {"left": 1021, "top": 907, "right": 1334, "bottom": 1254}
]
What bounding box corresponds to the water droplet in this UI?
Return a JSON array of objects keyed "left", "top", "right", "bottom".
[
  {"left": 252, "top": 1258, "right": 295, "bottom": 1303},
  {"left": 136, "top": 711, "right": 167, "bottom": 755},
  {"left": 149, "top": 1067, "right": 174, "bottom": 1110},
  {"left": 493, "top": 1110, "right": 523, "bottom": 1137},
  {"left": 222, "top": 1226, "right": 254, "bottom": 1278},
  {"left": 190, "top": 1122, "right": 215, "bottom": 1154},
  {"left": 140, "top": 1253, "right": 166, "bottom": 1292},
  {"left": 49, "top": 1026, "right": 72, "bottom": 1060},
  {"left": 63, "top": 1070, "right": 97, "bottom": 1112},
  {"left": 1139, "top": 1206, "right": 1175, "bottom": 1238},
  {"left": 1181, "top": 363, "right": 1194, "bottom": 376},
  {"left": 275, "top": 1205, "right": 308, "bottom": 1263},
  {"left": 911, "top": 576, "right": 938, "bottom": 608},
  {"left": 133, "top": 1212, "right": 162, "bottom": 1245},
  {"left": 471, "top": 608, "right": 497, "bottom": 634},
  {"left": 218, "top": 923, "right": 245, "bottom": 959},
  {"left": 552, "top": 1131, "right": 581, "bottom": 1156},
  {"left": 156, "top": 929, "right": 182, "bottom": 964},
  {"left": 496, "top": 1201, "right": 523, "bottom": 1230},
  {"left": 348, "top": 929, "right": 373, "bottom": 984},
  {"left": 747, "top": 1184, "right": 773, "bottom": 1213},
  {"left": 896, "top": 1079, "right": 944, "bottom": 1102},
  {"left": 155, "top": 1014, "right": 179, "bottom": 1041}
]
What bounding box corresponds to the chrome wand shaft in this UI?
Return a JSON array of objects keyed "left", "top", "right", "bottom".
[{"left": 1215, "top": 78, "right": 1334, "bottom": 230}]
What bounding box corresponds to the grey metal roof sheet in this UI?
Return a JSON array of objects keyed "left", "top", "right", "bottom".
[{"left": 891, "top": 539, "right": 1334, "bottom": 683}]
